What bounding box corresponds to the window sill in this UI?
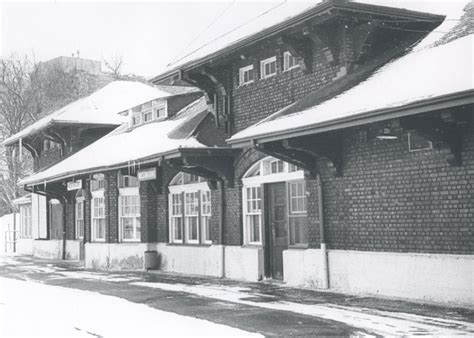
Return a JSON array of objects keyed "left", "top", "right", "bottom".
[
  {"left": 288, "top": 245, "right": 309, "bottom": 250},
  {"left": 167, "top": 243, "right": 212, "bottom": 247}
]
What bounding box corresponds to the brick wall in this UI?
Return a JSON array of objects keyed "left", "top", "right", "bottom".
[
  {"left": 229, "top": 36, "right": 352, "bottom": 133},
  {"left": 316, "top": 119, "right": 474, "bottom": 254},
  {"left": 140, "top": 178, "right": 159, "bottom": 243},
  {"left": 105, "top": 171, "right": 119, "bottom": 243},
  {"left": 83, "top": 180, "right": 92, "bottom": 243}
]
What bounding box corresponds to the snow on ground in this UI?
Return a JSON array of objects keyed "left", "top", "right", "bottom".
[
  {"left": 0, "top": 277, "right": 261, "bottom": 338},
  {"left": 132, "top": 282, "right": 474, "bottom": 336}
]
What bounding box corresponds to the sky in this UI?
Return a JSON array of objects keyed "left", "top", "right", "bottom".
[
  {"left": 0, "top": 0, "right": 289, "bottom": 78},
  {"left": 0, "top": 0, "right": 466, "bottom": 79}
]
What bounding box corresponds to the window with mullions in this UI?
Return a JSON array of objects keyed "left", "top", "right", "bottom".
[
  {"left": 239, "top": 64, "right": 254, "bottom": 86},
  {"left": 242, "top": 156, "right": 306, "bottom": 246},
  {"left": 90, "top": 173, "right": 105, "bottom": 191},
  {"left": 244, "top": 186, "right": 262, "bottom": 244},
  {"left": 91, "top": 196, "right": 105, "bottom": 241},
  {"left": 20, "top": 204, "right": 32, "bottom": 238},
  {"left": 260, "top": 56, "right": 277, "bottom": 79},
  {"left": 288, "top": 181, "right": 308, "bottom": 246},
  {"left": 168, "top": 172, "right": 211, "bottom": 245},
  {"left": 75, "top": 199, "right": 84, "bottom": 239},
  {"left": 119, "top": 194, "right": 141, "bottom": 241}
]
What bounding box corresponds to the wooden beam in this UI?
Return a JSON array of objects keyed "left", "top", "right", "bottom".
[
  {"left": 350, "top": 21, "right": 375, "bottom": 64},
  {"left": 400, "top": 111, "right": 471, "bottom": 166},
  {"left": 302, "top": 23, "right": 341, "bottom": 65},
  {"left": 276, "top": 35, "right": 313, "bottom": 73}
]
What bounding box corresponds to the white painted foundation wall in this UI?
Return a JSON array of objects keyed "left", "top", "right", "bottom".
[
  {"left": 224, "top": 246, "right": 264, "bottom": 281},
  {"left": 33, "top": 240, "right": 80, "bottom": 260},
  {"left": 16, "top": 238, "right": 34, "bottom": 255},
  {"left": 328, "top": 250, "right": 474, "bottom": 306},
  {"left": 282, "top": 248, "right": 473, "bottom": 306},
  {"left": 157, "top": 243, "right": 224, "bottom": 277},
  {"left": 85, "top": 243, "right": 148, "bottom": 270}
]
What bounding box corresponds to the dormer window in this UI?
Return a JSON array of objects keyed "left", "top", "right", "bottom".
[
  {"left": 260, "top": 56, "right": 277, "bottom": 79},
  {"left": 152, "top": 100, "right": 167, "bottom": 120},
  {"left": 239, "top": 64, "right": 254, "bottom": 86},
  {"left": 130, "top": 99, "right": 167, "bottom": 127}
]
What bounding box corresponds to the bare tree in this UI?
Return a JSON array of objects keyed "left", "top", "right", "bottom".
[
  {"left": 103, "top": 54, "right": 125, "bottom": 80},
  {"left": 0, "top": 55, "right": 37, "bottom": 213},
  {"left": 0, "top": 54, "right": 105, "bottom": 214}
]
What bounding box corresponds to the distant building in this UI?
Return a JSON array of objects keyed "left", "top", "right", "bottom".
[{"left": 37, "top": 56, "right": 102, "bottom": 75}]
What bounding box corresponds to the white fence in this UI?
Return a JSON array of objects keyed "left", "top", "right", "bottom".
[{"left": 0, "top": 213, "right": 20, "bottom": 255}]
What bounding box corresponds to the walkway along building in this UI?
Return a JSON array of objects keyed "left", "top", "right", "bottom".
[{"left": 15, "top": 0, "right": 473, "bottom": 306}]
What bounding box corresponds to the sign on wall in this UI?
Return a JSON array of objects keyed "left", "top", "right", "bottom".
[
  {"left": 67, "top": 180, "right": 83, "bottom": 191},
  {"left": 137, "top": 168, "right": 157, "bottom": 181}
]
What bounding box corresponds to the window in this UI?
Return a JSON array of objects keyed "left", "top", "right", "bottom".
[
  {"left": 118, "top": 172, "right": 139, "bottom": 188},
  {"left": 119, "top": 194, "right": 141, "bottom": 241},
  {"left": 91, "top": 196, "right": 105, "bottom": 241},
  {"left": 20, "top": 204, "right": 32, "bottom": 238},
  {"left": 244, "top": 186, "right": 262, "bottom": 244},
  {"left": 242, "top": 156, "right": 306, "bottom": 246},
  {"left": 283, "top": 52, "right": 298, "bottom": 71},
  {"left": 260, "top": 56, "right": 277, "bottom": 79},
  {"left": 239, "top": 64, "right": 254, "bottom": 86},
  {"left": 153, "top": 100, "right": 167, "bottom": 119},
  {"left": 91, "top": 174, "right": 105, "bottom": 191},
  {"left": 201, "top": 190, "right": 212, "bottom": 244},
  {"left": 408, "top": 132, "right": 433, "bottom": 152},
  {"left": 75, "top": 199, "right": 84, "bottom": 239},
  {"left": 288, "top": 181, "right": 308, "bottom": 246},
  {"left": 168, "top": 172, "right": 211, "bottom": 245},
  {"left": 270, "top": 159, "right": 284, "bottom": 174},
  {"left": 143, "top": 110, "right": 153, "bottom": 122},
  {"left": 170, "top": 193, "right": 183, "bottom": 243},
  {"left": 185, "top": 192, "right": 199, "bottom": 243}
]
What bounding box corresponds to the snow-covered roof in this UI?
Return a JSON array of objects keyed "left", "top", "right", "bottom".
[
  {"left": 19, "top": 98, "right": 210, "bottom": 186},
  {"left": 152, "top": 0, "right": 450, "bottom": 82},
  {"left": 3, "top": 81, "right": 196, "bottom": 146},
  {"left": 228, "top": 28, "right": 473, "bottom": 146}
]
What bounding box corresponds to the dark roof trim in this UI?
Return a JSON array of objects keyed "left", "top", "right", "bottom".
[
  {"left": 151, "top": 0, "right": 444, "bottom": 83},
  {"left": 22, "top": 146, "right": 236, "bottom": 187},
  {"left": 3, "top": 121, "right": 120, "bottom": 147},
  {"left": 228, "top": 90, "right": 474, "bottom": 148}
]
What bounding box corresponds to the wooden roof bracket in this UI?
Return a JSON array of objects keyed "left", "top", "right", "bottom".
[
  {"left": 400, "top": 110, "right": 472, "bottom": 167},
  {"left": 179, "top": 68, "right": 228, "bottom": 127},
  {"left": 276, "top": 35, "right": 313, "bottom": 74},
  {"left": 253, "top": 140, "right": 320, "bottom": 178}
]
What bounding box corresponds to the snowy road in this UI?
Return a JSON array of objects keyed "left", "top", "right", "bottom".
[
  {"left": 0, "top": 277, "right": 260, "bottom": 337},
  {"left": 1, "top": 256, "right": 473, "bottom": 337}
]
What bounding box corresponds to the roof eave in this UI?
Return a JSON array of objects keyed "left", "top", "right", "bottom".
[
  {"left": 151, "top": 1, "right": 444, "bottom": 83},
  {"left": 228, "top": 90, "right": 474, "bottom": 148}
]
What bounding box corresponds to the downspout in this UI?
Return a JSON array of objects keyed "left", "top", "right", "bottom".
[
  {"left": 317, "top": 174, "right": 329, "bottom": 289},
  {"left": 219, "top": 179, "right": 226, "bottom": 278},
  {"left": 25, "top": 185, "right": 68, "bottom": 260}
]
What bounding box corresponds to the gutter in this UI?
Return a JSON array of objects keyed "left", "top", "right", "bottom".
[
  {"left": 317, "top": 174, "right": 329, "bottom": 289},
  {"left": 228, "top": 90, "right": 474, "bottom": 148}
]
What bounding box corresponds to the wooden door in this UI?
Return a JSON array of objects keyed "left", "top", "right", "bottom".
[
  {"left": 49, "top": 201, "right": 64, "bottom": 240},
  {"left": 265, "top": 182, "right": 288, "bottom": 280}
]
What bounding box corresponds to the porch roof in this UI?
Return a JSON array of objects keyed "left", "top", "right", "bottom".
[
  {"left": 228, "top": 33, "right": 474, "bottom": 147},
  {"left": 12, "top": 194, "right": 31, "bottom": 205},
  {"left": 19, "top": 97, "right": 213, "bottom": 186}
]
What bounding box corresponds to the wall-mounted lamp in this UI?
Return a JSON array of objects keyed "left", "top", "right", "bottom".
[{"left": 376, "top": 127, "right": 398, "bottom": 140}]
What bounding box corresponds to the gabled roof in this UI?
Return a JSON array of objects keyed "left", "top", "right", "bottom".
[
  {"left": 228, "top": 0, "right": 474, "bottom": 147},
  {"left": 19, "top": 97, "right": 210, "bottom": 186},
  {"left": 151, "top": 0, "right": 445, "bottom": 82},
  {"left": 3, "top": 81, "right": 197, "bottom": 146}
]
